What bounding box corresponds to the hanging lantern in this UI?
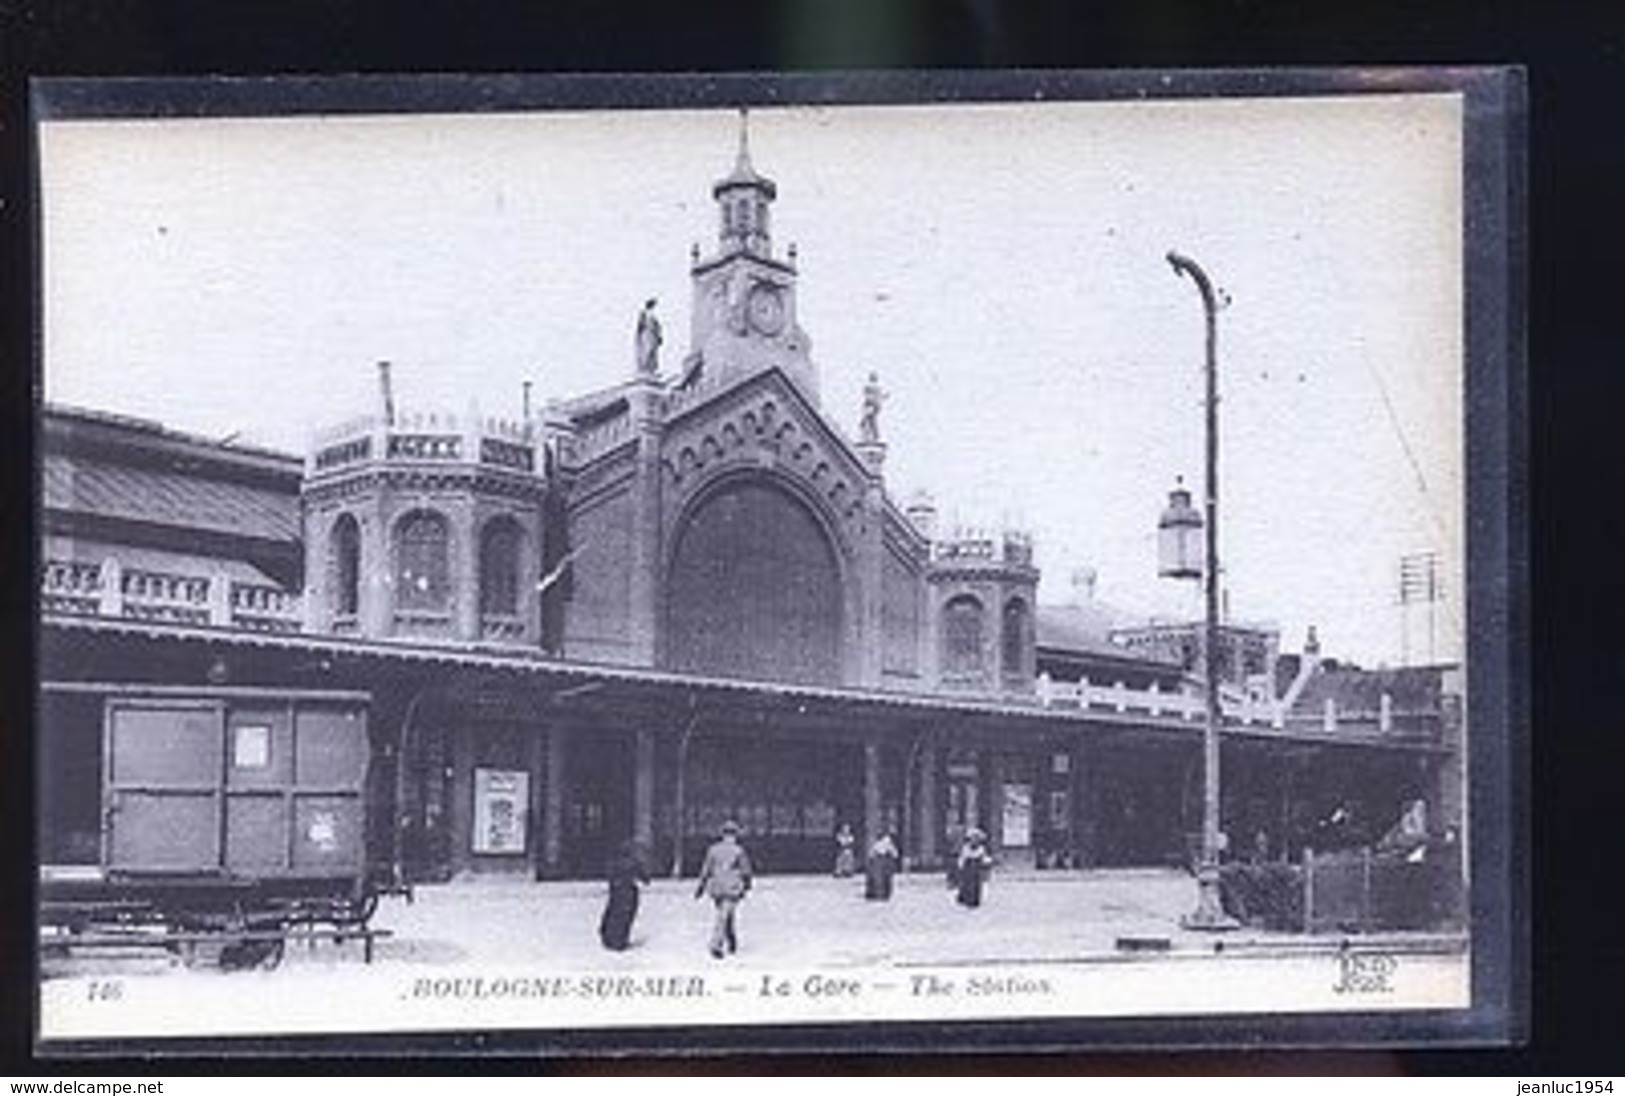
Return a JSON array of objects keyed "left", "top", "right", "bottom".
[{"left": 1158, "top": 482, "right": 1205, "bottom": 580}]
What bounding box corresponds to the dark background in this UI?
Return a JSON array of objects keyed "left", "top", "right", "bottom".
[{"left": 2, "top": 0, "right": 1617, "bottom": 1077}]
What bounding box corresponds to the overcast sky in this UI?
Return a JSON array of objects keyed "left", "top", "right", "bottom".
[{"left": 40, "top": 94, "right": 1465, "bottom": 667}]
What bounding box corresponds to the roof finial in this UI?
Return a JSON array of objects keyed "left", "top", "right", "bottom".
[
  {"left": 735, "top": 107, "right": 752, "bottom": 173},
  {"left": 712, "top": 106, "right": 775, "bottom": 200}
]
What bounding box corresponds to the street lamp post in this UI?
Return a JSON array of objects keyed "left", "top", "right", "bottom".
[{"left": 1166, "top": 250, "right": 1240, "bottom": 931}]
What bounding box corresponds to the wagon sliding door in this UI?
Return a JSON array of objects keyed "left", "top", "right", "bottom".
[
  {"left": 223, "top": 705, "right": 295, "bottom": 872},
  {"left": 226, "top": 703, "right": 368, "bottom": 875},
  {"left": 289, "top": 706, "right": 368, "bottom": 875},
  {"left": 104, "top": 701, "right": 225, "bottom": 872},
  {"left": 102, "top": 698, "right": 369, "bottom": 878}
]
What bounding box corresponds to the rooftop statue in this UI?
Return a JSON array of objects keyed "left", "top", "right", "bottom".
[
  {"left": 859, "top": 371, "right": 886, "bottom": 443},
  {"left": 635, "top": 298, "right": 662, "bottom": 376}
]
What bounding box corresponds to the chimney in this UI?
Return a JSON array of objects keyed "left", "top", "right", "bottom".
[
  {"left": 1277, "top": 623, "right": 1323, "bottom": 716},
  {"left": 522, "top": 380, "right": 533, "bottom": 423},
  {"left": 377, "top": 360, "right": 396, "bottom": 426}
]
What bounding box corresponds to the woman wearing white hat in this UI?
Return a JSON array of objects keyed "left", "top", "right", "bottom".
[{"left": 955, "top": 827, "right": 993, "bottom": 909}]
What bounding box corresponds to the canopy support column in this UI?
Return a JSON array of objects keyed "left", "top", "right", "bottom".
[{"left": 863, "top": 741, "right": 882, "bottom": 847}]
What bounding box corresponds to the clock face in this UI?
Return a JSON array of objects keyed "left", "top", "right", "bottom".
[{"left": 746, "top": 283, "right": 786, "bottom": 336}]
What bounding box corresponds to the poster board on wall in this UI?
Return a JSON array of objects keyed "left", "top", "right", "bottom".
[{"left": 473, "top": 768, "right": 529, "bottom": 855}]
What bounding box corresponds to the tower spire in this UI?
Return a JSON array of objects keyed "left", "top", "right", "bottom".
[
  {"left": 686, "top": 112, "right": 818, "bottom": 401},
  {"left": 735, "top": 107, "right": 752, "bottom": 175},
  {"left": 712, "top": 108, "right": 776, "bottom": 258}
]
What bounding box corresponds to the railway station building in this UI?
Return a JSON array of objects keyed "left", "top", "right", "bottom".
[{"left": 39, "top": 130, "right": 1464, "bottom": 894}]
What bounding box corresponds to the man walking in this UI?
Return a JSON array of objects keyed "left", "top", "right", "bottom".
[{"left": 695, "top": 820, "right": 753, "bottom": 959}]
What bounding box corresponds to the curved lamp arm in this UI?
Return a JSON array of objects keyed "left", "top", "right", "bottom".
[{"left": 1166, "top": 250, "right": 1218, "bottom": 318}]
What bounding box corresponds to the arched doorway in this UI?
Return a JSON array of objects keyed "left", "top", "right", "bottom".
[{"left": 665, "top": 478, "right": 844, "bottom": 686}]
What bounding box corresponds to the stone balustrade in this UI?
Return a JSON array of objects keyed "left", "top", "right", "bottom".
[
  {"left": 479, "top": 415, "right": 532, "bottom": 444},
  {"left": 930, "top": 528, "right": 1035, "bottom": 569},
  {"left": 40, "top": 558, "right": 302, "bottom": 632},
  {"left": 40, "top": 560, "right": 103, "bottom": 615},
  {"left": 229, "top": 581, "right": 303, "bottom": 633},
  {"left": 120, "top": 567, "right": 212, "bottom": 626},
  {"left": 309, "top": 407, "right": 538, "bottom": 475},
  {"left": 1036, "top": 672, "right": 1440, "bottom": 737},
  {"left": 572, "top": 414, "right": 636, "bottom": 464},
  {"left": 313, "top": 435, "right": 372, "bottom": 471},
  {"left": 387, "top": 432, "right": 462, "bottom": 460},
  {"left": 479, "top": 436, "right": 535, "bottom": 472},
  {"left": 933, "top": 531, "right": 995, "bottom": 561}
]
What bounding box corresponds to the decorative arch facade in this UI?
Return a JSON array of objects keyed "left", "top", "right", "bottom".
[
  {"left": 301, "top": 456, "right": 548, "bottom": 645},
  {"left": 658, "top": 386, "right": 874, "bottom": 542},
  {"left": 662, "top": 470, "right": 851, "bottom": 686},
  {"left": 925, "top": 561, "right": 1039, "bottom": 694}
]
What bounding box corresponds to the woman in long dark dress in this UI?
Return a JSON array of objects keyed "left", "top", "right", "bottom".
[
  {"left": 599, "top": 840, "right": 649, "bottom": 951},
  {"left": 955, "top": 828, "right": 993, "bottom": 909},
  {"left": 864, "top": 832, "right": 899, "bottom": 900},
  {"left": 833, "top": 823, "right": 857, "bottom": 878}
]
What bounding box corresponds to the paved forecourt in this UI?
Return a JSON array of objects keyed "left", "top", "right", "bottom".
[{"left": 360, "top": 868, "right": 1459, "bottom": 971}]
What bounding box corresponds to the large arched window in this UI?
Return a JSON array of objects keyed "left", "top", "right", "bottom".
[
  {"left": 331, "top": 513, "right": 361, "bottom": 618},
  {"left": 1002, "top": 597, "right": 1030, "bottom": 679},
  {"left": 942, "top": 595, "right": 985, "bottom": 676},
  {"left": 395, "top": 510, "right": 450, "bottom": 612},
  {"left": 479, "top": 516, "right": 522, "bottom": 616},
  {"left": 666, "top": 479, "right": 843, "bottom": 686}
]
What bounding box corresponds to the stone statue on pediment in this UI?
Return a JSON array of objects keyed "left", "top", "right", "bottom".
[
  {"left": 860, "top": 371, "right": 886, "bottom": 443},
  {"left": 635, "top": 298, "right": 662, "bottom": 376}
]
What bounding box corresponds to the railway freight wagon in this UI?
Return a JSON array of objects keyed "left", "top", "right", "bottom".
[{"left": 39, "top": 685, "right": 395, "bottom": 968}]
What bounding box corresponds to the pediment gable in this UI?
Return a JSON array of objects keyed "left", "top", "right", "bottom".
[{"left": 659, "top": 368, "right": 878, "bottom": 538}]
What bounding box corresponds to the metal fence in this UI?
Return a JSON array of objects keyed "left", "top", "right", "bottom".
[{"left": 1221, "top": 845, "right": 1463, "bottom": 933}]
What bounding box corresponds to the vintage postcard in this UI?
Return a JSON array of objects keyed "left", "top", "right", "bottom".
[{"left": 32, "top": 72, "right": 1519, "bottom": 1052}]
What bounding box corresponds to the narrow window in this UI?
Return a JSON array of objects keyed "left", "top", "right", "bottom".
[
  {"left": 943, "top": 595, "right": 985, "bottom": 676},
  {"left": 396, "top": 510, "right": 449, "bottom": 612},
  {"left": 1002, "top": 597, "right": 1029, "bottom": 678},
  {"left": 479, "top": 517, "right": 522, "bottom": 616},
  {"left": 331, "top": 513, "right": 361, "bottom": 618}
]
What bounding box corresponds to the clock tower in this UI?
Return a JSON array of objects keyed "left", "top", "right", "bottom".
[{"left": 683, "top": 111, "right": 818, "bottom": 402}]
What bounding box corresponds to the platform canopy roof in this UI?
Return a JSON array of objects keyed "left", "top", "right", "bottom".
[{"left": 40, "top": 613, "right": 1450, "bottom": 755}]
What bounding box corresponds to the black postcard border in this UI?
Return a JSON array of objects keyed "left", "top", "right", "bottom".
[{"left": 24, "top": 67, "right": 1526, "bottom": 1061}]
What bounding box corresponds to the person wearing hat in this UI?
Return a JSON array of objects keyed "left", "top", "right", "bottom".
[
  {"left": 864, "top": 830, "right": 900, "bottom": 901},
  {"left": 955, "top": 827, "right": 994, "bottom": 908},
  {"left": 832, "top": 822, "right": 857, "bottom": 879},
  {"left": 695, "top": 819, "right": 754, "bottom": 958}
]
